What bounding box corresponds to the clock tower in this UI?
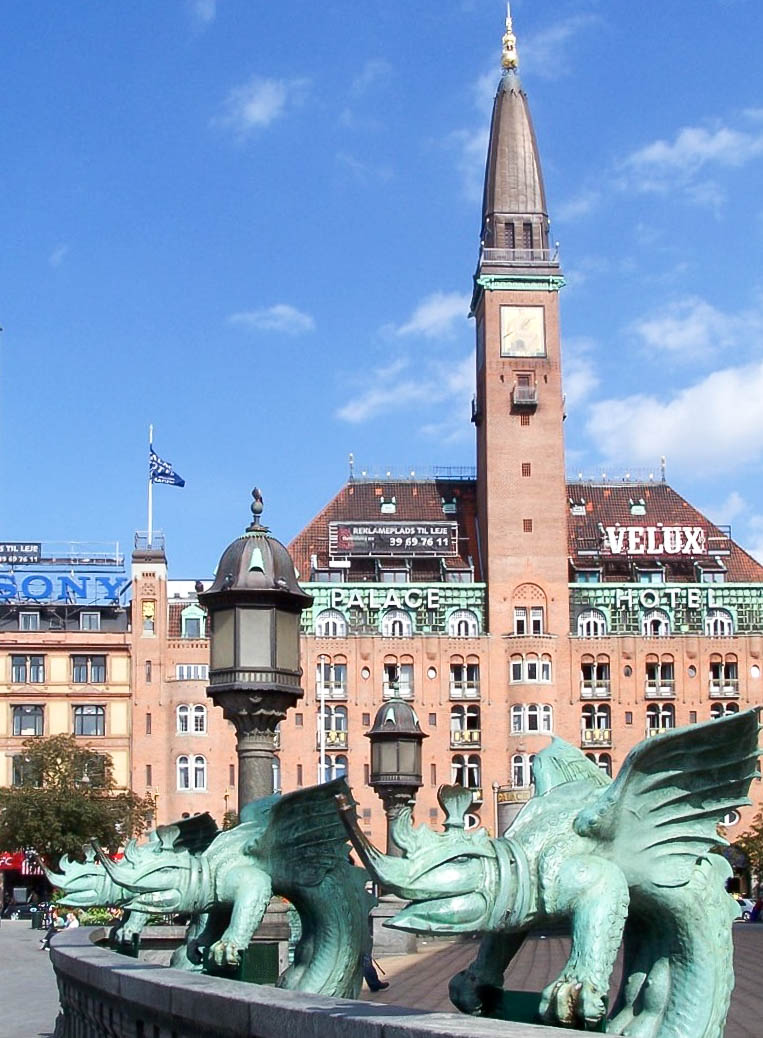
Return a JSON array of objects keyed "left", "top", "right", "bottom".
[{"left": 472, "top": 8, "right": 570, "bottom": 707}]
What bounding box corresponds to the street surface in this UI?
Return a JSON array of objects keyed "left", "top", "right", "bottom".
[{"left": 0, "top": 918, "right": 760, "bottom": 1037}]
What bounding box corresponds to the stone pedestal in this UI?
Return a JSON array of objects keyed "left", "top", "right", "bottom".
[
  {"left": 370, "top": 895, "right": 417, "bottom": 956},
  {"left": 254, "top": 897, "right": 291, "bottom": 974}
]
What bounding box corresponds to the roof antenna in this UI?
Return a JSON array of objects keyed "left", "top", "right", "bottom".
[
  {"left": 501, "top": 2, "right": 519, "bottom": 71},
  {"left": 660, "top": 456, "right": 666, "bottom": 483},
  {"left": 348, "top": 452, "right": 355, "bottom": 481}
]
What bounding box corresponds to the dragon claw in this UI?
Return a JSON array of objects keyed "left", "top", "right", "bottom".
[
  {"left": 209, "top": 937, "right": 244, "bottom": 968},
  {"left": 540, "top": 977, "right": 607, "bottom": 1030}
]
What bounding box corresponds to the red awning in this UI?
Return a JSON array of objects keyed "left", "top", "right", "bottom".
[{"left": 0, "top": 851, "right": 43, "bottom": 875}]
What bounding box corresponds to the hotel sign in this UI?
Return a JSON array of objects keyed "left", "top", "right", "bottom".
[
  {"left": 0, "top": 542, "right": 41, "bottom": 564},
  {"left": 329, "top": 521, "right": 458, "bottom": 557},
  {"left": 604, "top": 527, "right": 706, "bottom": 556}
]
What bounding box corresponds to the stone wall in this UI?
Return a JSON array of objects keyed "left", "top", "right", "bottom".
[{"left": 50, "top": 927, "right": 587, "bottom": 1038}]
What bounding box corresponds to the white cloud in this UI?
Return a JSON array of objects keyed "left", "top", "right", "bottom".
[
  {"left": 555, "top": 190, "right": 600, "bottom": 222},
  {"left": 190, "top": 0, "right": 216, "bottom": 25},
  {"left": 394, "top": 292, "right": 471, "bottom": 339},
  {"left": 630, "top": 296, "right": 763, "bottom": 360},
  {"left": 336, "top": 353, "right": 473, "bottom": 432},
  {"left": 335, "top": 151, "right": 393, "bottom": 182},
  {"left": 214, "top": 76, "right": 309, "bottom": 137},
  {"left": 228, "top": 304, "right": 315, "bottom": 335},
  {"left": 521, "top": 15, "right": 600, "bottom": 80},
  {"left": 586, "top": 360, "right": 763, "bottom": 474},
  {"left": 48, "top": 243, "right": 69, "bottom": 268},
  {"left": 709, "top": 490, "right": 747, "bottom": 526},
  {"left": 449, "top": 127, "right": 489, "bottom": 202},
  {"left": 351, "top": 59, "right": 392, "bottom": 97},
  {"left": 562, "top": 336, "right": 600, "bottom": 410}
]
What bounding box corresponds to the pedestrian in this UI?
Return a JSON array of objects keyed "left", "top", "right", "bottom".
[
  {"left": 362, "top": 953, "right": 389, "bottom": 992},
  {"left": 39, "top": 908, "right": 64, "bottom": 950},
  {"left": 749, "top": 899, "right": 763, "bottom": 922},
  {"left": 65, "top": 911, "right": 80, "bottom": 928}
]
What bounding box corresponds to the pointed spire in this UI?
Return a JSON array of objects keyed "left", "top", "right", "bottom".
[{"left": 501, "top": 3, "right": 519, "bottom": 71}]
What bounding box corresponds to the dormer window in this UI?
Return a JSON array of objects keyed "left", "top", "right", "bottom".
[
  {"left": 311, "top": 569, "right": 343, "bottom": 583},
  {"left": 569, "top": 498, "right": 586, "bottom": 517},
  {"left": 380, "top": 495, "right": 397, "bottom": 515},
  {"left": 636, "top": 568, "right": 663, "bottom": 584},
  {"left": 441, "top": 497, "right": 457, "bottom": 515},
  {"left": 629, "top": 498, "right": 646, "bottom": 516},
  {"left": 378, "top": 561, "right": 408, "bottom": 584},
  {"left": 575, "top": 569, "right": 600, "bottom": 583}
]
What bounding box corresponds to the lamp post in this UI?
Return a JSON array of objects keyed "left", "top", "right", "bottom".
[
  {"left": 200, "top": 488, "right": 312, "bottom": 811},
  {"left": 366, "top": 700, "right": 427, "bottom": 857}
]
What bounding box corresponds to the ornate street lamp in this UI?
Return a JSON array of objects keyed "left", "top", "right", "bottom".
[
  {"left": 200, "top": 488, "right": 312, "bottom": 811},
  {"left": 366, "top": 700, "right": 427, "bottom": 857}
]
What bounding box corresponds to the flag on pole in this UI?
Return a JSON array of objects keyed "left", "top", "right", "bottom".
[{"left": 150, "top": 448, "right": 185, "bottom": 487}]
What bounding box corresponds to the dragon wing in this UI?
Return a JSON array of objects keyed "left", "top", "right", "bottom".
[
  {"left": 255, "top": 778, "right": 356, "bottom": 887},
  {"left": 573, "top": 709, "right": 760, "bottom": 888}
]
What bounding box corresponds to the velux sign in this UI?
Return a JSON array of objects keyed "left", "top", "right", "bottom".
[{"left": 604, "top": 526, "right": 706, "bottom": 556}]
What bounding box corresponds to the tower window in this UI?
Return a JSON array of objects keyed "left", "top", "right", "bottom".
[
  {"left": 523, "top": 519, "right": 533, "bottom": 533},
  {"left": 523, "top": 223, "right": 533, "bottom": 249},
  {"left": 521, "top": 462, "right": 531, "bottom": 477},
  {"left": 503, "top": 223, "right": 515, "bottom": 249},
  {"left": 520, "top": 414, "right": 530, "bottom": 427}
]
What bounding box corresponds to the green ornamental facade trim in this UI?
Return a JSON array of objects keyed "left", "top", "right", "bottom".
[
  {"left": 300, "top": 582, "right": 486, "bottom": 636},
  {"left": 569, "top": 582, "right": 763, "bottom": 636},
  {"left": 476, "top": 273, "right": 566, "bottom": 293}
]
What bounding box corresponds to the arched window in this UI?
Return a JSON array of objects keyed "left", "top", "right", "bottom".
[
  {"left": 585, "top": 752, "right": 612, "bottom": 777},
  {"left": 321, "top": 754, "right": 348, "bottom": 782},
  {"left": 510, "top": 704, "right": 553, "bottom": 734},
  {"left": 73, "top": 704, "right": 105, "bottom": 736},
  {"left": 12, "top": 705, "right": 44, "bottom": 737},
  {"left": 511, "top": 753, "right": 536, "bottom": 788},
  {"left": 646, "top": 703, "right": 675, "bottom": 731},
  {"left": 582, "top": 703, "right": 610, "bottom": 730},
  {"left": 711, "top": 702, "right": 739, "bottom": 719},
  {"left": 645, "top": 657, "right": 675, "bottom": 695},
  {"left": 315, "top": 609, "right": 347, "bottom": 638},
  {"left": 642, "top": 609, "right": 670, "bottom": 636},
  {"left": 447, "top": 609, "right": 480, "bottom": 637},
  {"left": 709, "top": 655, "right": 739, "bottom": 694},
  {"left": 509, "top": 656, "right": 552, "bottom": 683},
  {"left": 177, "top": 755, "right": 190, "bottom": 789},
  {"left": 181, "top": 605, "right": 206, "bottom": 639},
  {"left": 577, "top": 609, "right": 607, "bottom": 637},
  {"left": 450, "top": 705, "right": 480, "bottom": 744},
  {"left": 177, "top": 704, "right": 190, "bottom": 733},
  {"left": 705, "top": 609, "right": 734, "bottom": 637},
  {"left": 316, "top": 658, "right": 348, "bottom": 698},
  {"left": 193, "top": 755, "right": 207, "bottom": 789},
  {"left": 381, "top": 609, "right": 413, "bottom": 637},
  {"left": 451, "top": 754, "right": 481, "bottom": 790},
  {"left": 193, "top": 704, "right": 207, "bottom": 733}
]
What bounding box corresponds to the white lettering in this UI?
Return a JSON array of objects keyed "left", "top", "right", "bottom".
[
  {"left": 707, "top": 588, "right": 719, "bottom": 609},
  {"left": 369, "top": 589, "right": 384, "bottom": 609},
  {"left": 645, "top": 528, "right": 661, "bottom": 555},
  {"left": 615, "top": 588, "right": 633, "bottom": 609},
  {"left": 347, "top": 589, "right": 365, "bottom": 609},
  {"left": 627, "top": 528, "right": 645, "bottom": 554},
  {"left": 639, "top": 588, "right": 660, "bottom": 608},
  {"left": 687, "top": 588, "right": 701, "bottom": 609},
  {"left": 382, "top": 590, "right": 401, "bottom": 610},
  {"left": 664, "top": 588, "right": 680, "bottom": 609},
  {"left": 329, "top": 589, "right": 344, "bottom": 608},
  {"left": 681, "top": 527, "right": 705, "bottom": 555},
  {"left": 605, "top": 527, "right": 626, "bottom": 553},
  {"left": 403, "top": 589, "right": 423, "bottom": 609},
  {"left": 426, "top": 589, "right": 440, "bottom": 610}
]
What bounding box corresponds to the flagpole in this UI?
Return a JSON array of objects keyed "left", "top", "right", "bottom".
[{"left": 148, "top": 424, "right": 153, "bottom": 549}]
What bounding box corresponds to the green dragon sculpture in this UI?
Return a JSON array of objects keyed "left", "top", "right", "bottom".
[
  {"left": 339, "top": 709, "right": 760, "bottom": 1037},
  {"left": 49, "top": 779, "right": 375, "bottom": 998}
]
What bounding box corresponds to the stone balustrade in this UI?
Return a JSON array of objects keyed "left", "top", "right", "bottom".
[{"left": 50, "top": 927, "right": 587, "bottom": 1038}]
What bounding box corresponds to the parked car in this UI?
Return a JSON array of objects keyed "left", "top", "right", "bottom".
[
  {"left": 2, "top": 901, "right": 42, "bottom": 920},
  {"left": 735, "top": 897, "right": 755, "bottom": 921}
]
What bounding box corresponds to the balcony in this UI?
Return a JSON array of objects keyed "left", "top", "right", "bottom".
[
  {"left": 581, "top": 727, "right": 612, "bottom": 748},
  {"left": 645, "top": 725, "right": 674, "bottom": 739},
  {"left": 450, "top": 729, "right": 481, "bottom": 749},
  {"left": 468, "top": 786, "right": 483, "bottom": 803},
  {"left": 480, "top": 246, "right": 559, "bottom": 269},
  {"left": 382, "top": 683, "right": 414, "bottom": 700},
  {"left": 580, "top": 680, "right": 611, "bottom": 699},
  {"left": 709, "top": 679, "right": 739, "bottom": 698},
  {"left": 512, "top": 385, "right": 538, "bottom": 409},
  {"left": 316, "top": 729, "right": 348, "bottom": 750},
  {"left": 644, "top": 680, "right": 676, "bottom": 699},
  {"left": 449, "top": 683, "right": 480, "bottom": 700},
  {"left": 316, "top": 683, "right": 347, "bottom": 701}
]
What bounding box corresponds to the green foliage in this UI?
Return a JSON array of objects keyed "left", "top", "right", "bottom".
[
  {"left": 222, "top": 810, "right": 239, "bottom": 830},
  {"left": 733, "top": 811, "right": 763, "bottom": 886},
  {"left": 79, "top": 907, "right": 113, "bottom": 925},
  {"left": 0, "top": 734, "right": 155, "bottom": 863}
]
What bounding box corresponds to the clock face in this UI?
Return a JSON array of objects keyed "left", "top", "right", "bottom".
[{"left": 499, "top": 306, "right": 546, "bottom": 357}]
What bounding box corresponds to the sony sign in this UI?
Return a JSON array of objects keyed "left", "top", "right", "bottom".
[
  {"left": 327, "top": 587, "right": 441, "bottom": 611},
  {"left": 0, "top": 572, "right": 128, "bottom": 604},
  {"left": 604, "top": 526, "right": 706, "bottom": 556}
]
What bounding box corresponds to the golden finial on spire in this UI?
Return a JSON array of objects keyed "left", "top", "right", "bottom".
[{"left": 501, "top": 2, "right": 519, "bottom": 70}]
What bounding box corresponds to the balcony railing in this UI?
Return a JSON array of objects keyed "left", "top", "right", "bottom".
[
  {"left": 317, "top": 729, "right": 348, "bottom": 750},
  {"left": 645, "top": 724, "right": 675, "bottom": 738},
  {"left": 512, "top": 385, "right": 538, "bottom": 409},
  {"left": 316, "top": 683, "right": 348, "bottom": 701},
  {"left": 580, "top": 680, "right": 611, "bottom": 699},
  {"left": 449, "top": 683, "right": 481, "bottom": 700},
  {"left": 581, "top": 727, "right": 612, "bottom": 747},
  {"left": 480, "top": 247, "right": 559, "bottom": 268},
  {"left": 450, "top": 729, "right": 481, "bottom": 748},
  {"left": 645, "top": 679, "right": 676, "bottom": 699},
  {"left": 382, "top": 683, "right": 414, "bottom": 700},
  {"left": 709, "top": 679, "right": 739, "bottom": 697}
]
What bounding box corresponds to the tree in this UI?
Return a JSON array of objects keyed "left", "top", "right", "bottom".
[
  {"left": 0, "top": 734, "right": 154, "bottom": 864},
  {"left": 732, "top": 811, "right": 763, "bottom": 896}
]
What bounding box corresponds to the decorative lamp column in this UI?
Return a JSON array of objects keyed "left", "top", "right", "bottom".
[
  {"left": 366, "top": 701, "right": 427, "bottom": 857},
  {"left": 200, "top": 488, "right": 312, "bottom": 811}
]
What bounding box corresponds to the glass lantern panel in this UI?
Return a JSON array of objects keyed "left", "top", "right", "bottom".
[
  {"left": 376, "top": 741, "right": 399, "bottom": 778},
  {"left": 238, "top": 608, "right": 273, "bottom": 668},
  {"left": 398, "top": 739, "right": 419, "bottom": 778},
  {"left": 276, "top": 610, "right": 300, "bottom": 671},
  {"left": 210, "top": 609, "right": 235, "bottom": 670}
]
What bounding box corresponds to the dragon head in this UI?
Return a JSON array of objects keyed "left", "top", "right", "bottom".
[
  {"left": 44, "top": 846, "right": 123, "bottom": 908},
  {"left": 338, "top": 785, "right": 507, "bottom": 934},
  {"left": 93, "top": 826, "right": 208, "bottom": 914}
]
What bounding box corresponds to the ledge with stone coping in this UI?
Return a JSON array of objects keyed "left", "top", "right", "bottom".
[{"left": 50, "top": 927, "right": 588, "bottom": 1038}]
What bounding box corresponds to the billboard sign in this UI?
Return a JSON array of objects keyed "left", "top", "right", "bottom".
[
  {"left": 329, "top": 521, "right": 458, "bottom": 557},
  {"left": 603, "top": 526, "right": 706, "bottom": 556},
  {"left": 0, "top": 542, "right": 41, "bottom": 565},
  {"left": 0, "top": 571, "right": 128, "bottom": 604}
]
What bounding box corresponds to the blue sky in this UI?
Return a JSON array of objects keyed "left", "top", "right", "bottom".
[{"left": 2, "top": 0, "right": 763, "bottom": 576}]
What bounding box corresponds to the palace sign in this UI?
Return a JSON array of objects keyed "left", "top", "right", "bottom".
[
  {"left": 0, "top": 571, "right": 128, "bottom": 604},
  {"left": 604, "top": 526, "right": 706, "bottom": 556},
  {"left": 326, "top": 587, "right": 442, "bottom": 611}
]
